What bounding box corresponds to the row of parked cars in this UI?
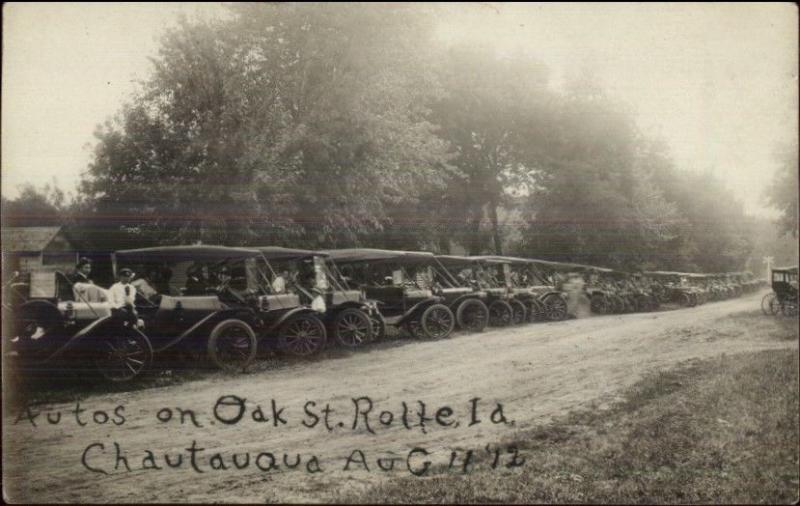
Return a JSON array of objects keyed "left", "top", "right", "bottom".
[{"left": 1, "top": 245, "right": 764, "bottom": 384}]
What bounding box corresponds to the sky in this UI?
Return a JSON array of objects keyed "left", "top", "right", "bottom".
[{"left": 2, "top": 2, "right": 797, "bottom": 217}]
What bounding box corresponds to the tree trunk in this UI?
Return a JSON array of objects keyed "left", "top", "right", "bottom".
[{"left": 488, "top": 199, "right": 503, "bottom": 255}]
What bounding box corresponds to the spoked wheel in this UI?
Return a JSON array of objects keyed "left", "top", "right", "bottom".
[
  {"left": 544, "top": 295, "right": 568, "bottom": 321},
  {"left": 456, "top": 299, "right": 489, "bottom": 332},
  {"left": 678, "top": 292, "right": 693, "bottom": 307},
  {"left": 94, "top": 330, "right": 153, "bottom": 383},
  {"left": 207, "top": 319, "right": 257, "bottom": 372},
  {"left": 278, "top": 314, "right": 327, "bottom": 358},
  {"left": 420, "top": 304, "right": 455, "bottom": 340},
  {"left": 369, "top": 312, "right": 386, "bottom": 341},
  {"left": 761, "top": 293, "right": 778, "bottom": 315},
  {"left": 528, "top": 298, "right": 547, "bottom": 322},
  {"left": 332, "top": 308, "right": 373, "bottom": 348},
  {"left": 488, "top": 300, "right": 513, "bottom": 327},
  {"left": 590, "top": 294, "right": 608, "bottom": 314},
  {"left": 509, "top": 299, "right": 528, "bottom": 325}
]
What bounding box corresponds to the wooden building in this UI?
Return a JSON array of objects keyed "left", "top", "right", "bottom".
[{"left": 1, "top": 226, "right": 79, "bottom": 274}]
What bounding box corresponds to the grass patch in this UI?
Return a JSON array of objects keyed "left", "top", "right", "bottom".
[{"left": 340, "top": 349, "right": 800, "bottom": 504}]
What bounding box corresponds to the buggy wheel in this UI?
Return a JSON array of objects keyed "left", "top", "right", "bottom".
[
  {"left": 456, "top": 299, "right": 489, "bottom": 332},
  {"left": 278, "top": 314, "right": 327, "bottom": 358},
  {"left": 332, "top": 308, "right": 372, "bottom": 348},
  {"left": 488, "top": 300, "right": 513, "bottom": 327},
  {"left": 207, "top": 319, "right": 257, "bottom": 372},
  {"left": 420, "top": 304, "right": 455, "bottom": 340},
  {"left": 509, "top": 299, "right": 528, "bottom": 325},
  {"left": 528, "top": 298, "right": 547, "bottom": 322},
  {"left": 369, "top": 312, "right": 386, "bottom": 341},
  {"left": 780, "top": 300, "right": 798, "bottom": 318},
  {"left": 544, "top": 295, "right": 568, "bottom": 321},
  {"left": 94, "top": 330, "right": 153, "bottom": 383},
  {"left": 761, "top": 293, "right": 778, "bottom": 315}
]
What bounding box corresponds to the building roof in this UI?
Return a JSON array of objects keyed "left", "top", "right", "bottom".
[{"left": 1, "top": 226, "right": 74, "bottom": 254}]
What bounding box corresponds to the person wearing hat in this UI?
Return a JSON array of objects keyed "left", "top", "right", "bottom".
[{"left": 109, "top": 268, "right": 138, "bottom": 312}]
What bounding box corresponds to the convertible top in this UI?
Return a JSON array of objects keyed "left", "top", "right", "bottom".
[
  {"left": 115, "top": 245, "right": 262, "bottom": 263},
  {"left": 323, "top": 248, "right": 434, "bottom": 264},
  {"left": 773, "top": 266, "right": 798, "bottom": 273},
  {"left": 254, "top": 246, "right": 327, "bottom": 261},
  {"left": 436, "top": 255, "right": 485, "bottom": 266}
]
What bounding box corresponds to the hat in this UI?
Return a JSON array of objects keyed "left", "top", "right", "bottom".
[{"left": 119, "top": 268, "right": 135, "bottom": 278}]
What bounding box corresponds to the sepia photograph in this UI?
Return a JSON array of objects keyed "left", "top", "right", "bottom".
[{"left": 1, "top": 2, "right": 798, "bottom": 504}]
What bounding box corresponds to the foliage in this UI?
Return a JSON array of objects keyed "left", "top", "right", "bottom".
[
  {"left": 6, "top": 4, "right": 772, "bottom": 273},
  {"left": 765, "top": 143, "right": 799, "bottom": 238},
  {"left": 81, "top": 4, "right": 452, "bottom": 248}
]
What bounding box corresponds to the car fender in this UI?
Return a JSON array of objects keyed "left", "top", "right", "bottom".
[
  {"left": 537, "top": 291, "right": 566, "bottom": 302},
  {"left": 397, "top": 297, "right": 441, "bottom": 325},
  {"left": 266, "top": 307, "right": 322, "bottom": 333},
  {"left": 446, "top": 293, "right": 485, "bottom": 310}
]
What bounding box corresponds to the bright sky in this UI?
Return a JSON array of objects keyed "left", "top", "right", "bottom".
[{"left": 2, "top": 3, "right": 797, "bottom": 217}]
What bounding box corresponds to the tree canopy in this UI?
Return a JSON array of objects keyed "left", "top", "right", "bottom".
[{"left": 4, "top": 3, "right": 783, "bottom": 274}]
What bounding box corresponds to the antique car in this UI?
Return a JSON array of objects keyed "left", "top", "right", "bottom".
[
  {"left": 762, "top": 266, "right": 798, "bottom": 317},
  {"left": 435, "top": 255, "right": 521, "bottom": 327},
  {"left": 254, "top": 246, "right": 382, "bottom": 347},
  {"left": 323, "top": 249, "right": 456, "bottom": 339},
  {"left": 472, "top": 255, "right": 570, "bottom": 322},
  {"left": 113, "top": 245, "right": 329, "bottom": 368},
  {"left": 645, "top": 271, "right": 698, "bottom": 307},
  {"left": 3, "top": 269, "right": 153, "bottom": 383}
]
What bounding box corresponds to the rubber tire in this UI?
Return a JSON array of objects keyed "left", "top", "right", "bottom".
[
  {"left": 420, "top": 304, "right": 455, "bottom": 340},
  {"left": 332, "top": 308, "right": 373, "bottom": 348},
  {"left": 207, "top": 319, "right": 257, "bottom": 372},
  {"left": 544, "top": 295, "right": 568, "bottom": 321},
  {"left": 456, "top": 299, "right": 489, "bottom": 332},
  {"left": 488, "top": 300, "right": 514, "bottom": 327},
  {"left": 509, "top": 299, "right": 528, "bottom": 325},
  {"left": 95, "top": 329, "right": 154, "bottom": 383},
  {"left": 278, "top": 314, "right": 327, "bottom": 358}
]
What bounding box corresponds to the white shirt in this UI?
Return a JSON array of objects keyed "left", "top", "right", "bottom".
[
  {"left": 109, "top": 282, "right": 136, "bottom": 309},
  {"left": 272, "top": 276, "right": 287, "bottom": 294}
]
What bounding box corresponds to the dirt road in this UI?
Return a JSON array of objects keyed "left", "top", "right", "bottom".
[{"left": 3, "top": 292, "right": 797, "bottom": 503}]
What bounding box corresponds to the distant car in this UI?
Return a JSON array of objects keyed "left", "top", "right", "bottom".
[{"left": 324, "top": 249, "right": 456, "bottom": 340}]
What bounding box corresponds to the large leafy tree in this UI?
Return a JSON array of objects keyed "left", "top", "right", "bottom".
[
  {"left": 429, "top": 46, "right": 553, "bottom": 255},
  {"left": 764, "top": 143, "right": 799, "bottom": 238},
  {"left": 82, "top": 3, "right": 452, "bottom": 247}
]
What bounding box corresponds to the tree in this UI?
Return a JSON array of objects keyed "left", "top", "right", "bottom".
[
  {"left": 429, "top": 45, "right": 553, "bottom": 255},
  {"left": 765, "top": 143, "right": 799, "bottom": 238},
  {"left": 1, "top": 182, "right": 66, "bottom": 227},
  {"left": 82, "top": 4, "right": 452, "bottom": 248}
]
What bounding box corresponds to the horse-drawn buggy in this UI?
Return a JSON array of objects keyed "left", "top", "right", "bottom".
[{"left": 761, "top": 266, "right": 798, "bottom": 317}]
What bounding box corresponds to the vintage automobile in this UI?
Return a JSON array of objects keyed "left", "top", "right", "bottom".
[
  {"left": 762, "top": 266, "right": 798, "bottom": 317},
  {"left": 3, "top": 269, "right": 154, "bottom": 383},
  {"left": 323, "top": 249, "right": 456, "bottom": 339},
  {"left": 472, "top": 256, "right": 570, "bottom": 322},
  {"left": 113, "top": 245, "right": 329, "bottom": 368},
  {"left": 435, "top": 255, "right": 522, "bottom": 327},
  {"left": 253, "top": 246, "right": 382, "bottom": 348},
  {"left": 645, "top": 271, "right": 699, "bottom": 307}
]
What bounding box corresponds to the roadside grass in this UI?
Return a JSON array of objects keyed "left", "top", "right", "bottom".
[{"left": 339, "top": 348, "right": 800, "bottom": 504}]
